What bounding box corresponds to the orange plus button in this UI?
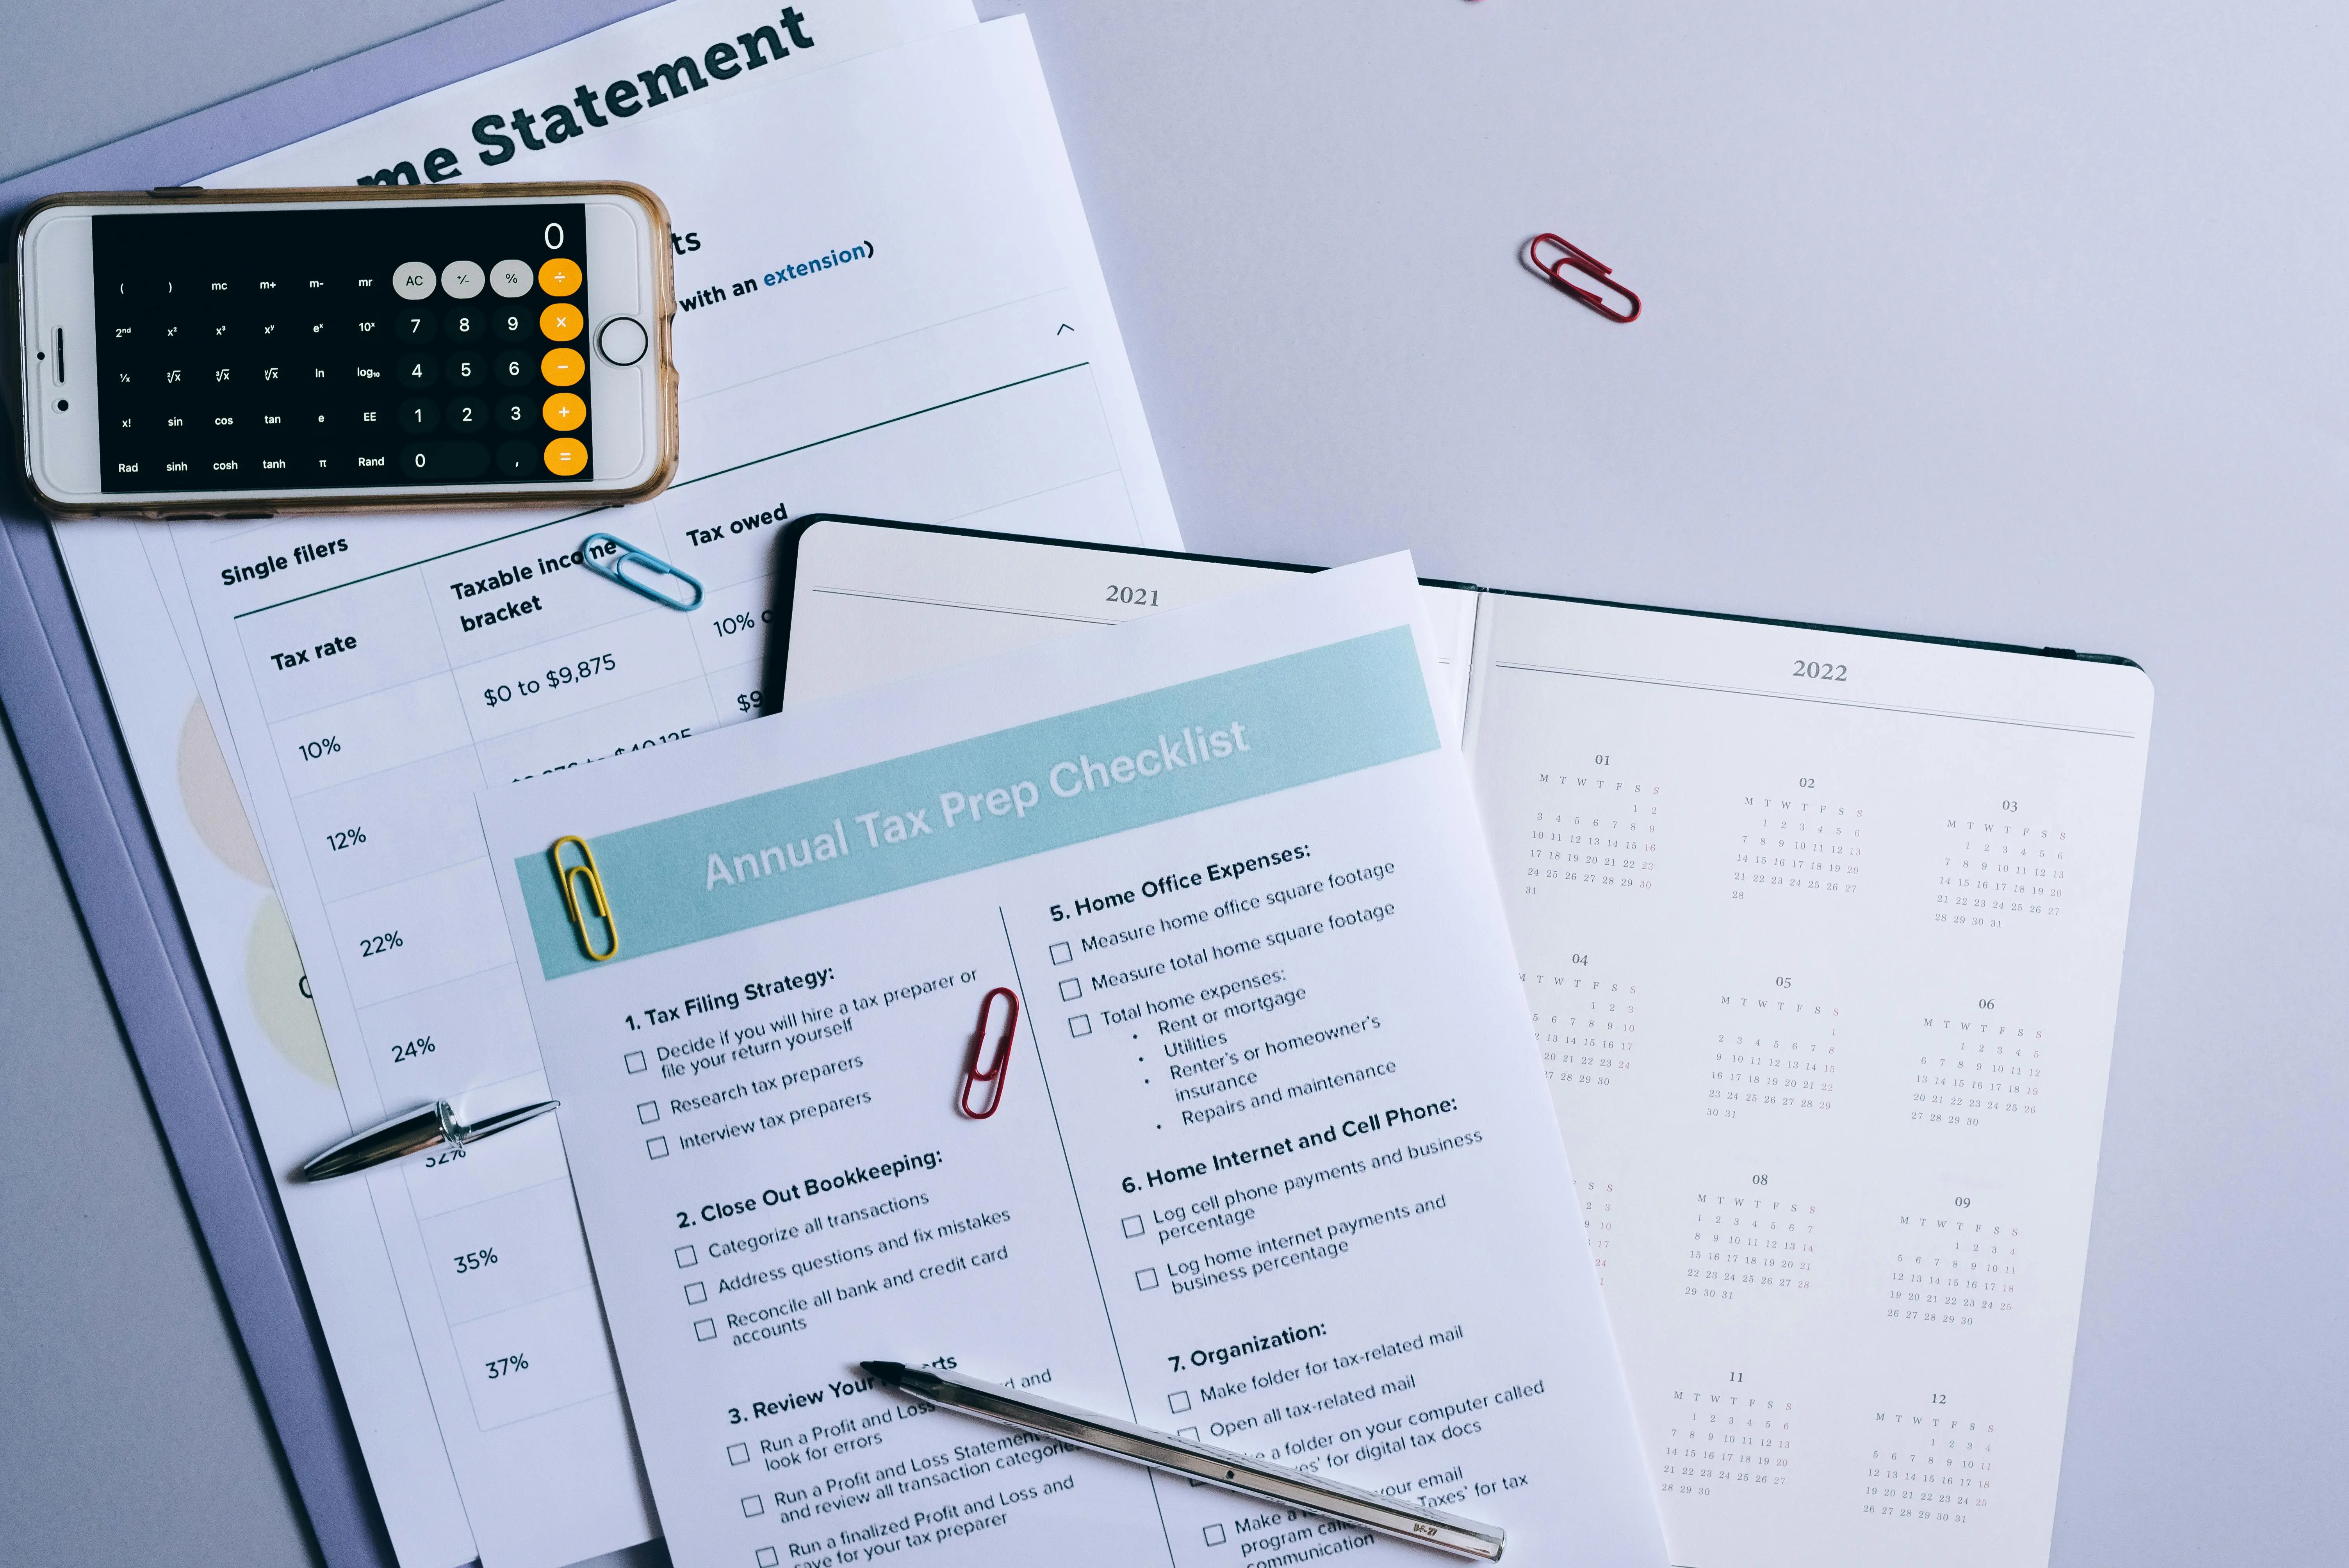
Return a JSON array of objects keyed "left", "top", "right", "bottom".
[
  {"left": 544, "top": 438, "right": 588, "bottom": 476},
  {"left": 542, "top": 393, "right": 586, "bottom": 431},
  {"left": 538, "top": 257, "right": 582, "bottom": 296},
  {"left": 540, "top": 302, "right": 583, "bottom": 341},
  {"left": 541, "top": 347, "right": 585, "bottom": 386}
]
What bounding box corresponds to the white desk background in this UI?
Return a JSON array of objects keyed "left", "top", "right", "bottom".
[{"left": 2, "top": 3, "right": 2341, "bottom": 1565}]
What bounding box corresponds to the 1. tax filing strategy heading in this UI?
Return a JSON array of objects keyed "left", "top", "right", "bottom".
[{"left": 351, "top": 8, "right": 823, "bottom": 187}]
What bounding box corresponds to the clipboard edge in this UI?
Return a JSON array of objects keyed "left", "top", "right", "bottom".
[{"left": 0, "top": 510, "right": 395, "bottom": 1568}]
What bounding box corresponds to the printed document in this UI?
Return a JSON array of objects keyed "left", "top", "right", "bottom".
[
  {"left": 477, "top": 557, "right": 1668, "bottom": 1568},
  {"left": 50, "top": 3, "right": 1180, "bottom": 1563},
  {"left": 1470, "top": 596, "right": 2148, "bottom": 1568},
  {"left": 758, "top": 520, "right": 2158, "bottom": 1568}
]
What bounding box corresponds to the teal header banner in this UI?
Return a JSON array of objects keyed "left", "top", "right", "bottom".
[{"left": 517, "top": 627, "right": 1439, "bottom": 978}]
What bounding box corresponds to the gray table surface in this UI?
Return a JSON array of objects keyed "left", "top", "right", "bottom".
[{"left": 5, "top": 2, "right": 2344, "bottom": 1565}]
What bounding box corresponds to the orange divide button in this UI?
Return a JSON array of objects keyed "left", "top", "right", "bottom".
[
  {"left": 541, "top": 347, "right": 585, "bottom": 386},
  {"left": 544, "top": 437, "right": 588, "bottom": 476},
  {"left": 538, "top": 257, "right": 582, "bottom": 296}
]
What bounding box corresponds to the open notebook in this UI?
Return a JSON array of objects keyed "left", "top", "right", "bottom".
[{"left": 766, "top": 515, "right": 2153, "bottom": 1568}]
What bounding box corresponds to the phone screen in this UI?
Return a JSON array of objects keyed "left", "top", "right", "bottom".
[{"left": 93, "top": 202, "right": 597, "bottom": 493}]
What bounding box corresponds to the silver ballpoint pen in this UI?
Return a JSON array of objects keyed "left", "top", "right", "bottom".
[
  {"left": 860, "top": 1361, "right": 1506, "bottom": 1561},
  {"left": 301, "top": 1099, "right": 560, "bottom": 1181}
]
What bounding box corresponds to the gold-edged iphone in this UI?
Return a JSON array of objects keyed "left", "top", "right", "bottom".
[{"left": 13, "top": 182, "right": 677, "bottom": 518}]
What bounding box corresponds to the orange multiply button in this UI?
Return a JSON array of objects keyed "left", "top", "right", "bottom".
[
  {"left": 541, "top": 347, "right": 585, "bottom": 386},
  {"left": 539, "top": 302, "right": 583, "bottom": 341},
  {"left": 538, "top": 257, "right": 582, "bottom": 296}
]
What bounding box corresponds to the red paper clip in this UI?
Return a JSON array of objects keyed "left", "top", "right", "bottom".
[
  {"left": 1525, "top": 233, "right": 1641, "bottom": 323},
  {"left": 959, "top": 987, "right": 1020, "bottom": 1119}
]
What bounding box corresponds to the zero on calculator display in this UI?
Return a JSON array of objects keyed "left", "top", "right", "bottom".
[{"left": 92, "top": 203, "right": 594, "bottom": 493}]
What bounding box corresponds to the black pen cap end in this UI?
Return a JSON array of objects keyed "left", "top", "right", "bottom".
[{"left": 861, "top": 1361, "right": 907, "bottom": 1384}]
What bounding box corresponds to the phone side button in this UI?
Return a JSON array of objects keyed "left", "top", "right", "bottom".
[{"left": 595, "top": 316, "right": 648, "bottom": 366}]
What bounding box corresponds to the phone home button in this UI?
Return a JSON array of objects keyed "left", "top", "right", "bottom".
[{"left": 596, "top": 315, "right": 649, "bottom": 367}]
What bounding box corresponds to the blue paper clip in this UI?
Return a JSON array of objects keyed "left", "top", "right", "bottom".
[{"left": 581, "top": 532, "right": 704, "bottom": 611}]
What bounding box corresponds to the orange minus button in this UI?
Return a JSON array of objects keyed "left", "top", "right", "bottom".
[
  {"left": 541, "top": 347, "right": 585, "bottom": 386},
  {"left": 544, "top": 438, "right": 588, "bottom": 476}
]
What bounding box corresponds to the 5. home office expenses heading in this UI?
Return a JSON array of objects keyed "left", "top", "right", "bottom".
[{"left": 480, "top": 558, "right": 1668, "bottom": 1568}]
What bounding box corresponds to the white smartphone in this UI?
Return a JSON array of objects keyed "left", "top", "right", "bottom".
[{"left": 12, "top": 183, "right": 677, "bottom": 519}]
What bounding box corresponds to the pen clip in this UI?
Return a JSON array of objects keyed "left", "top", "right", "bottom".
[
  {"left": 959, "top": 987, "right": 1019, "bottom": 1119},
  {"left": 1525, "top": 232, "right": 1642, "bottom": 323},
  {"left": 551, "top": 835, "right": 620, "bottom": 961},
  {"left": 581, "top": 531, "right": 704, "bottom": 611}
]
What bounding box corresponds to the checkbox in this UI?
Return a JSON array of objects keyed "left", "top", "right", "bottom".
[
  {"left": 686, "top": 1281, "right": 708, "bottom": 1304},
  {"left": 675, "top": 1245, "right": 699, "bottom": 1268},
  {"left": 1135, "top": 1267, "right": 1160, "bottom": 1290},
  {"left": 637, "top": 1101, "right": 660, "bottom": 1123},
  {"left": 625, "top": 1050, "right": 648, "bottom": 1073},
  {"left": 729, "top": 1441, "right": 751, "bottom": 1466},
  {"left": 1178, "top": 1426, "right": 1199, "bottom": 1440},
  {"left": 695, "top": 1319, "right": 717, "bottom": 1341},
  {"left": 1168, "top": 1389, "right": 1191, "bottom": 1413},
  {"left": 1049, "top": 941, "right": 1072, "bottom": 964},
  {"left": 1057, "top": 976, "right": 1084, "bottom": 1002},
  {"left": 1121, "top": 1214, "right": 1144, "bottom": 1238},
  {"left": 741, "top": 1494, "right": 764, "bottom": 1517},
  {"left": 1203, "top": 1524, "right": 1227, "bottom": 1546},
  {"left": 646, "top": 1136, "right": 670, "bottom": 1159},
  {"left": 757, "top": 1550, "right": 779, "bottom": 1567},
  {"left": 1068, "top": 1014, "right": 1093, "bottom": 1038}
]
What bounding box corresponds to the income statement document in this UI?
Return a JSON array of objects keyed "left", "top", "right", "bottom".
[
  {"left": 48, "top": 4, "right": 1180, "bottom": 1564},
  {"left": 754, "top": 521, "right": 2158, "bottom": 1568},
  {"left": 478, "top": 558, "right": 1667, "bottom": 1568}
]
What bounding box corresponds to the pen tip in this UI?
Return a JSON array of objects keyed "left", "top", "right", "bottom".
[{"left": 861, "top": 1361, "right": 905, "bottom": 1384}]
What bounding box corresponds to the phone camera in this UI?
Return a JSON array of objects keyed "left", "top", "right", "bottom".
[{"left": 55, "top": 400, "right": 68, "bottom": 412}]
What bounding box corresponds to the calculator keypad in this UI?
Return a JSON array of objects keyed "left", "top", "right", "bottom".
[{"left": 93, "top": 203, "right": 596, "bottom": 493}]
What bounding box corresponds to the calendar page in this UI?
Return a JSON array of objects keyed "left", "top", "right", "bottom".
[
  {"left": 1464, "top": 593, "right": 2152, "bottom": 1568},
  {"left": 767, "top": 522, "right": 2157, "bottom": 1565}
]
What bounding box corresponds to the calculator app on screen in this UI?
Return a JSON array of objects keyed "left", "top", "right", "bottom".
[{"left": 93, "top": 203, "right": 597, "bottom": 493}]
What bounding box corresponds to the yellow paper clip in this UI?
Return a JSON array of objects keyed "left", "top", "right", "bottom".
[{"left": 551, "top": 835, "right": 619, "bottom": 961}]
